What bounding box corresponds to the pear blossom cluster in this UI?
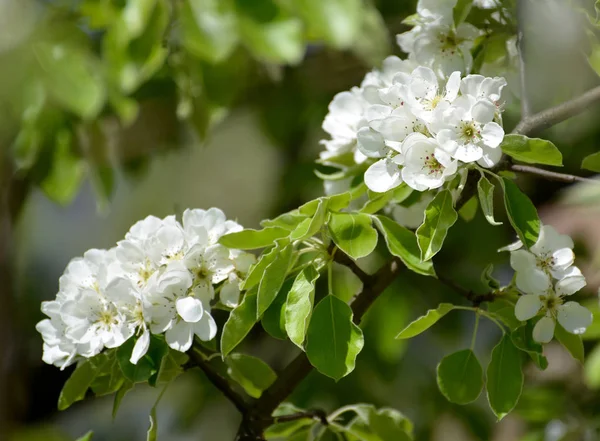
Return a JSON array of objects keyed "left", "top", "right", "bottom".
[
  {"left": 321, "top": 63, "right": 507, "bottom": 194},
  {"left": 509, "top": 225, "right": 593, "bottom": 343},
  {"left": 36, "top": 208, "right": 255, "bottom": 369}
]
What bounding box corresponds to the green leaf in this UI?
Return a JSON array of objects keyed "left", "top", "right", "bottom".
[
  {"left": 33, "top": 42, "right": 105, "bottom": 119},
  {"left": 90, "top": 352, "right": 124, "bottom": 396},
  {"left": 305, "top": 295, "right": 364, "bottom": 380},
  {"left": 146, "top": 387, "right": 167, "bottom": 441},
  {"left": 555, "top": 323, "right": 585, "bottom": 363},
  {"left": 373, "top": 215, "right": 436, "bottom": 276},
  {"left": 238, "top": 13, "right": 304, "bottom": 64},
  {"left": 581, "top": 151, "right": 600, "bottom": 172},
  {"left": 341, "top": 404, "right": 413, "bottom": 441},
  {"left": 454, "top": 0, "right": 473, "bottom": 25},
  {"left": 75, "top": 431, "right": 94, "bottom": 441},
  {"left": 416, "top": 190, "right": 458, "bottom": 261},
  {"left": 330, "top": 262, "right": 363, "bottom": 303},
  {"left": 297, "top": 0, "right": 362, "bottom": 48},
  {"left": 511, "top": 324, "right": 548, "bottom": 370},
  {"left": 501, "top": 177, "right": 540, "bottom": 248},
  {"left": 262, "top": 278, "right": 293, "bottom": 340},
  {"left": 290, "top": 199, "right": 329, "bottom": 241},
  {"left": 328, "top": 212, "right": 378, "bottom": 259},
  {"left": 58, "top": 352, "right": 113, "bottom": 410},
  {"left": 396, "top": 303, "right": 454, "bottom": 339},
  {"left": 261, "top": 212, "right": 307, "bottom": 230},
  {"left": 41, "top": 130, "right": 86, "bottom": 205},
  {"left": 584, "top": 343, "right": 600, "bottom": 389},
  {"left": 242, "top": 239, "right": 289, "bottom": 290},
  {"left": 112, "top": 381, "right": 134, "bottom": 419},
  {"left": 117, "top": 336, "right": 168, "bottom": 384},
  {"left": 219, "top": 227, "right": 290, "bottom": 249},
  {"left": 486, "top": 335, "right": 524, "bottom": 420},
  {"left": 225, "top": 353, "right": 277, "bottom": 398},
  {"left": 458, "top": 195, "right": 478, "bottom": 222},
  {"left": 487, "top": 299, "right": 520, "bottom": 330},
  {"left": 257, "top": 242, "right": 294, "bottom": 317},
  {"left": 500, "top": 134, "right": 563, "bottom": 166},
  {"left": 155, "top": 349, "right": 189, "bottom": 386},
  {"left": 360, "top": 192, "right": 393, "bottom": 215},
  {"left": 285, "top": 265, "right": 320, "bottom": 348},
  {"left": 221, "top": 288, "right": 259, "bottom": 357},
  {"left": 265, "top": 403, "right": 316, "bottom": 439},
  {"left": 477, "top": 175, "right": 502, "bottom": 226},
  {"left": 437, "top": 349, "right": 483, "bottom": 404},
  {"left": 180, "top": 0, "right": 238, "bottom": 63}
]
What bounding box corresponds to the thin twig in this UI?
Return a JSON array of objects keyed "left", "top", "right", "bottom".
[
  {"left": 437, "top": 273, "right": 496, "bottom": 307},
  {"left": 513, "top": 84, "right": 600, "bottom": 136},
  {"left": 508, "top": 164, "right": 600, "bottom": 184},
  {"left": 188, "top": 347, "right": 249, "bottom": 415}
]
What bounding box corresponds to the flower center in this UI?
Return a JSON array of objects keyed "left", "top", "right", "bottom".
[
  {"left": 423, "top": 154, "right": 443, "bottom": 175},
  {"left": 540, "top": 294, "right": 563, "bottom": 314},
  {"left": 459, "top": 121, "right": 480, "bottom": 141},
  {"left": 439, "top": 31, "right": 458, "bottom": 51}
]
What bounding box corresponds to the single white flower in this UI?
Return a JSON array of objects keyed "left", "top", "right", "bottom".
[
  {"left": 435, "top": 95, "right": 504, "bottom": 166},
  {"left": 401, "top": 133, "right": 458, "bottom": 191},
  {"left": 182, "top": 208, "right": 242, "bottom": 245},
  {"left": 515, "top": 271, "right": 591, "bottom": 343},
  {"left": 509, "top": 225, "right": 576, "bottom": 289}
]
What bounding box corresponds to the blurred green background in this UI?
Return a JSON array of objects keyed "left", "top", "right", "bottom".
[{"left": 3, "top": 0, "right": 600, "bottom": 440}]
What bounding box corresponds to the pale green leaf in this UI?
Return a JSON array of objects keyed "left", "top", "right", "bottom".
[
  {"left": 58, "top": 352, "right": 113, "bottom": 410},
  {"left": 290, "top": 199, "right": 328, "bottom": 241},
  {"left": 221, "top": 288, "right": 259, "bottom": 357},
  {"left": 225, "top": 353, "right": 277, "bottom": 398},
  {"left": 328, "top": 212, "right": 378, "bottom": 259},
  {"left": 486, "top": 334, "right": 524, "bottom": 420},
  {"left": 581, "top": 151, "right": 600, "bottom": 172},
  {"left": 330, "top": 262, "right": 363, "bottom": 303},
  {"left": 396, "top": 303, "right": 455, "bottom": 339},
  {"left": 584, "top": 343, "right": 600, "bottom": 389},
  {"left": 305, "top": 295, "right": 364, "bottom": 380},
  {"left": 219, "top": 227, "right": 290, "bottom": 249},
  {"left": 477, "top": 175, "right": 502, "bottom": 226},
  {"left": 500, "top": 177, "right": 540, "bottom": 248},
  {"left": 437, "top": 349, "right": 483, "bottom": 404},
  {"left": 500, "top": 134, "right": 563, "bottom": 166},
  {"left": 257, "top": 243, "right": 293, "bottom": 317},
  {"left": 373, "top": 215, "right": 436, "bottom": 276},
  {"left": 416, "top": 190, "right": 458, "bottom": 261},
  {"left": 285, "top": 265, "right": 320, "bottom": 348},
  {"left": 555, "top": 322, "right": 585, "bottom": 363}
]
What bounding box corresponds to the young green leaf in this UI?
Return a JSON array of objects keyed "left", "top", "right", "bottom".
[
  {"left": 328, "top": 212, "right": 378, "bottom": 259},
  {"left": 343, "top": 405, "right": 413, "bottom": 441},
  {"left": 117, "top": 336, "right": 168, "bottom": 385},
  {"left": 219, "top": 227, "right": 290, "bottom": 249},
  {"left": 373, "top": 215, "right": 436, "bottom": 276},
  {"left": 486, "top": 334, "right": 524, "bottom": 420},
  {"left": 487, "top": 299, "right": 520, "bottom": 330},
  {"left": 453, "top": 0, "right": 473, "bottom": 25},
  {"left": 262, "top": 278, "right": 294, "bottom": 340},
  {"left": 581, "top": 151, "right": 600, "bottom": 172},
  {"left": 501, "top": 177, "right": 540, "bottom": 248},
  {"left": 112, "top": 381, "right": 134, "bottom": 420},
  {"left": 584, "top": 343, "right": 600, "bottom": 389},
  {"left": 285, "top": 265, "right": 320, "bottom": 348},
  {"left": 264, "top": 403, "right": 317, "bottom": 438},
  {"left": 396, "top": 303, "right": 455, "bottom": 339},
  {"left": 555, "top": 323, "right": 585, "bottom": 363},
  {"left": 305, "top": 295, "right": 364, "bottom": 380},
  {"left": 261, "top": 212, "right": 307, "bottom": 231},
  {"left": 511, "top": 324, "right": 548, "bottom": 370},
  {"left": 500, "top": 134, "right": 563, "bottom": 166},
  {"left": 225, "top": 353, "right": 277, "bottom": 398},
  {"left": 58, "top": 352, "right": 113, "bottom": 410},
  {"left": 458, "top": 195, "right": 478, "bottom": 222},
  {"left": 155, "top": 349, "right": 189, "bottom": 386},
  {"left": 90, "top": 353, "right": 124, "bottom": 397},
  {"left": 242, "top": 242, "right": 281, "bottom": 291},
  {"left": 437, "top": 349, "right": 484, "bottom": 404},
  {"left": 290, "top": 199, "right": 328, "bottom": 241},
  {"left": 360, "top": 191, "right": 394, "bottom": 214},
  {"left": 477, "top": 175, "right": 502, "bottom": 226},
  {"left": 221, "top": 288, "right": 259, "bottom": 357},
  {"left": 257, "top": 243, "right": 294, "bottom": 317},
  {"left": 416, "top": 190, "right": 458, "bottom": 261}
]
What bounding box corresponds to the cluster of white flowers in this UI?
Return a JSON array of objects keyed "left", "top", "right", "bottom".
[
  {"left": 36, "top": 209, "right": 255, "bottom": 369},
  {"left": 397, "top": 0, "right": 481, "bottom": 78},
  {"left": 321, "top": 63, "right": 507, "bottom": 194},
  {"left": 509, "top": 225, "right": 593, "bottom": 343}
]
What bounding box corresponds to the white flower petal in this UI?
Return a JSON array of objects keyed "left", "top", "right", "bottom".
[
  {"left": 357, "top": 127, "right": 387, "bottom": 158},
  {"left": 364, "top": 159, "right": 402, "bottom": 193},
  {"left": 471, "top": 100, "right": 496, "bottom": 124},
  {"left": 130, "top": 330, "right": 150, "bottom": 365},
  {"left": 481, "top": 122, "right": 504, "bottom": 148},
  {"left": 176, "top": 297, "right": 204, "bottom": 323},
  {"left": 516, "top": 269, "right": 552, "bottom": 295},
  {"left": 551, "top": 248, "right": 575, "bottom": 271},
  {"left": 193, "top": 313, "right": 218, "bottom": 341},
  {"left": 220, "top": 280, "right": 241, "bottom": 308},
  {"left": 557, "top": 302, "right": 593, "bottom": 335},
  {"left": 444, "top": 71, "right": 461, "bottom": 101},
  {"left": 165, "top": 322, "right": 194, "bottom": 352},
  {"left": 555, "top": 275, "right": 586, "bottom": 297},
  {"left": 515, "top": 294, "right": 543, "bottom": 321},
  {"left": 510, "top": 250, "right": 537, "bottom": 272},
  {"left": 453, "top": 143, "right": 483, "bottom": 163},
  {"left": 533, "top": 316, "right": 555, "bottom": 343}
]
